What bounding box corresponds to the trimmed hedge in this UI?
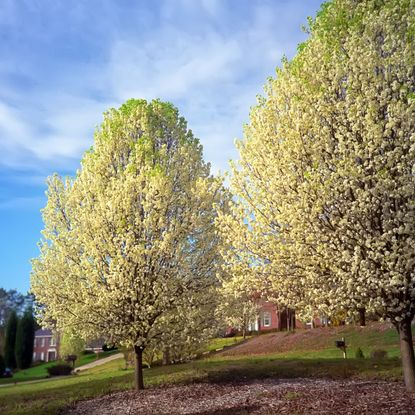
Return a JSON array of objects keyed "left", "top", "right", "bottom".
[{"left": 47, "top": 364, "right": 73, "bottom": 376}]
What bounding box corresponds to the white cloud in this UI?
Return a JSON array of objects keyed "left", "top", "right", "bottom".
[
  {"left": 0, "top": 1, "right": 319, "bottom": 174},
  {"left": 0, "top": 95, "right": 113, "bottom": 169},
  {"left": 103, "top": 12, "right": 284, "bottom": 172},
  {"left": 108, "top": 33, "right": 242, "bottom": 101}
]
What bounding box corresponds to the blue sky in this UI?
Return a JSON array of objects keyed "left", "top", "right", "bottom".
[{"left": 0, "top": 0, "right": 323, "bottom": 294}]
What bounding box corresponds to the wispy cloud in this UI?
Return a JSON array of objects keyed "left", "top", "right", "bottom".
[
  {"left": 0, "top": 0, "right": 322, "bottom": 174},
  {"left": 0, "top": 0, "right": 324, "bottom": 293}
]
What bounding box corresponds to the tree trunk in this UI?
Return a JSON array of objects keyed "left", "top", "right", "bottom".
[
  {"left": 162, "top": 349, "right": 170, "bottom": 366},
  {"left": 358, "top": 308, "right": 366, "bottom": 327},
  {"left": 134, "top": 345, "right": 144, "bottom": 390},
  {"left": 397, "top": 317, "right": 415, "bottom": 392},
  {"left": 242, "top": 326, "right": 246, "bottom": 340},
  {"left": 286, "top": 307, "right": 289, "bottom": 331}
]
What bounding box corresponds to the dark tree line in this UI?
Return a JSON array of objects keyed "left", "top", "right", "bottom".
[
  {"left": 0, "top": 289, "right": 36, "bottom": 372},
  {"left": 3, "top": 309, "right": 36, "bottom": 370}
]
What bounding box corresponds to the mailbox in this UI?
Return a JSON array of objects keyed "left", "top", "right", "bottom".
[
  {"left": 65, "top": 354, "right": 77, "bottom": 368},
  {"left": 335, "top": 340, "right": 345, "bottom": 348}
]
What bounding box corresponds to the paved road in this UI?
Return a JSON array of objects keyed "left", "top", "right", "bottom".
[{"left": 75, "top": 353, "right": 123, "bottom": 372}]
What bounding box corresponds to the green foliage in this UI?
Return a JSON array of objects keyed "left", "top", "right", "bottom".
[
  {"left": 0, "top": 354, "right": 5, "bottom": 376},
  {"left": 284, "top": 391, "right": 301, "bottom": 400},
  {"left": 355, "top": 347, "right": 365, "bottom": 359},
  {"left": 59, "top": 333, "right": 85, "bottom": 360},
  {"left": 81, "top": 350, "right": 95, "bottom": 356},
  {"left": 114, "top": 99, "right": 200, "bottom": 176},
  {"left": 0, "top": 289, "right": 29, "bottom": 327},
  {"left": 4, "top": 310, "right": 18, "bottom": 368},
  {"left": 371, "top": 349, "right": 388, "bottom": 360},
  {"left": 118, "top": 98, "right": 148, "bottom": 116},
  {"left": 207, "top": 336, "right": 248, "bottom": 352},
  {"left": 15, "top": 308, "right": 36, "bottom": 369},
  {"left": 102, "top": 344, "right": 116, "bottom": 352},
  {"left": 46, "top": 364, "right": 73, "bottom": 376},
  {"left": 0, "top": 350, "right": 118, "bottom": 385}
]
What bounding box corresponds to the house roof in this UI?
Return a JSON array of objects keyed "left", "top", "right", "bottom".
[
  {"left": 35, "top": 329, "right": 53, "bottom": 337},
  {"left": 86, "top": 338, "right": 104, "bottom": 349}
]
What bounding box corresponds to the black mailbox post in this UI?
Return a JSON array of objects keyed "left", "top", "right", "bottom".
[
  {"left": 335, "top": 337, "right": 347, "bottom": 359},
  {"left": 65, "top": 354, "right": 77, "bottom": 368}
]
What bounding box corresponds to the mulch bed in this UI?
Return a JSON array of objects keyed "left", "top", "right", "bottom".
[{"left": 64, "top": 378, "right": 415, "bottom": 414}]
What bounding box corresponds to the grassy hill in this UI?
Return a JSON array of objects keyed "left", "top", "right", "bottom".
[
  {"left": 0, "top": 349, "right": 120, "bottom": 385},
  {"left": 219, "top": 322, "right": 402, "bottom": 359},
  {"left": 0, "top": 323, "right": 411, "bottom": 415}
]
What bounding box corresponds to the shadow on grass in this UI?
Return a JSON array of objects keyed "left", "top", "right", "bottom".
[
  {"left": 203, "top": 357, "right": 402, "bottom": 384},
  {"left": 0, "top": 357, "right": 402, "bottom": 415},
  {"left": 198, "top": 405, "right": 261, "bottom": 415},
  {"left": 0, "top": 373, "right": 134, "bottom": 415}
]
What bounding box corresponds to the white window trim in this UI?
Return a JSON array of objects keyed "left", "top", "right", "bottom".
[
  {"left": 263, "top": 311, "right": 271, "bottom": 327},
  {"left": 47, "top": 349, "right": 57, "bottom": 362}
]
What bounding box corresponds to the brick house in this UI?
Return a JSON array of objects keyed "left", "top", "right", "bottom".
[
  {"left": 33, "top": 329, "right": 59, "bottom": 362},
  {"left": 247, "top": 300, "right": 323, "bottom": 333}
]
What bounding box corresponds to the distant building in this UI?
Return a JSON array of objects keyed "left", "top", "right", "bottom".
[
  {"left": 245, "top": 300, "right": 323, "bottom": 333},
  {"left": 33, "top": 329, "right": 59, "bottom": 362},
  {"left": 246, "top": 300, "right": 301, "bottom": 332},
  {"left": 85, "top": 338, "right": 105, "bottom": 353}
]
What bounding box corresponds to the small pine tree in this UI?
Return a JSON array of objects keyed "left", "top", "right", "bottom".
[
  {"left": 355, "top": 347, "right": 365, "bottom": 359},
  {"left": 15, "top": 308, "right": 36, "bottom": 369},
  {"left": 4, "top": 310, "right": 18, "bottom": 368},
  {"left": 0, "top": 354, "right": 5, "bottom": 376}
]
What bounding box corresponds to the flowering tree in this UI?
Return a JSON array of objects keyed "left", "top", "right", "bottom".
[
  {"left": 59, "top": 332, "right": 85, "bottom": 365},
  {"left": 216, "top": 274, "right": 260, "bottom": 339},
  {"left": 219, "top": 0, "right": 415, "bottom": 391},
  {"left": 31, "top": 99, "right": 225, "bottom": 390}
]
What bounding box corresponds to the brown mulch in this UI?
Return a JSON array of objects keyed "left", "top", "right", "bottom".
[{"left": 64, "top": 379, "right": 415, "bottom": 414}]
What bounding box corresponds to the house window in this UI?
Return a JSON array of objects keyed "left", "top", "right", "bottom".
[
  {"left": 263, "top": 312, "right": 271, "bottom": 327},
  {"left": 50, "top": 337, "right": 56, "bottom": 346},
  {"left": 33, "top": 352, "right": 37, "bottom": 361},
  {"left": 41, "top": 338, "right": 45, "bottom": 347},
  {"left": 40, "top": 352, "right": 44, "bottom": 361}
]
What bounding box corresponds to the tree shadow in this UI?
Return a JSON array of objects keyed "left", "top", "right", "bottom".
[{"left": 195, "top": 404, "right": 261, "bottom": 415}]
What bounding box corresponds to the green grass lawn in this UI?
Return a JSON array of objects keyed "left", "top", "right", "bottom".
[
  {"left": 0, "top": 353, "right": 404, "bottom": 415},
  {"left": 0, "top": 350, "right": 119, "bottom": 385},
  {"left": 207, "top": 336, "right": 249, "bottom": 352},
  {"left": 0, "top": 324, "right": 410, "bottom": 415},
  {"left": 232, "top": 323, "right": 405, "bottom": 359}
]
